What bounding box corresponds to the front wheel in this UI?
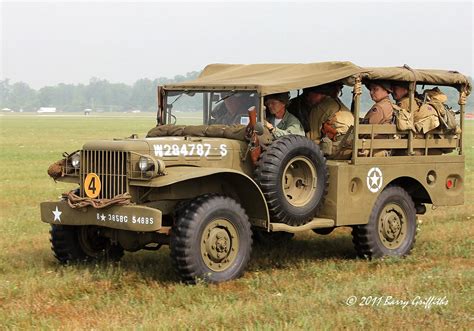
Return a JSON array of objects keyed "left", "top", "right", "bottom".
[
  {"left": 170, "top": 194, "right": 252, "bottom": 284},
  {"left": 352, "top": 186, "right": 417, "bottom": 259},
  {"left": 50, "top": 225, "right": 124, "bottom": 263}
]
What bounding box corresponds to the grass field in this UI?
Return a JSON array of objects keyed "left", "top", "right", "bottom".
[{"left": 0, "top": 113, "right": 473, "bottom": 329}]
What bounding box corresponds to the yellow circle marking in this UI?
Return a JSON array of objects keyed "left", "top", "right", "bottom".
[{"left": 84, "top": 173, "right": 101, "bottom": 198}]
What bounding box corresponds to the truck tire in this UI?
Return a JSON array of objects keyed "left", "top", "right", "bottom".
[
  {"left": 352, "top": 186, "right": 417, "bottom": 259},
  {"left": 170, "top": 194, "right": 252, "bottom": 284},
  {"left": 50, "top": 225, "right": 124, "bottom": 263},
  {"left": 254, "top": 135, "right": 328, "bottom": 226}
]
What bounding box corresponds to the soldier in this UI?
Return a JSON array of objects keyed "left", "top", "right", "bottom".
[
  {"left": 288, "top": 83, "right": 344, "bottom": 134},
  {"left": 391, "top": 81, "right": 410, "bottom": 110},
  {"left": 306, "top": 83, "right": 349, "bottom": 142},
  {"left": 391, "top": 81, "right": 421, "bottom": 112},
  {"left": 362, "top": 81, "right": 394, "bottom": 124},
  {"left": 264, "top": 92, "right": 305, "bottom": 137},
  {"left": 211, "top": 93, "right": 255, "bottom": 125}
]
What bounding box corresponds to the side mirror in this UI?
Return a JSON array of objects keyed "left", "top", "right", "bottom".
[{"left": 254, "top": 122, "right": 264, "bottom": 136}]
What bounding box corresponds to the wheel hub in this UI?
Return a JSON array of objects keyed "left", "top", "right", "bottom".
[
  {"left": 201, "top": 219, "right": 239, "bottom": 272},
  {"left": 378, "top": 204, "right": 407, "bottom": 249},
  {"left": 282, "top": 156, "right": 316, "bottom": 207}
]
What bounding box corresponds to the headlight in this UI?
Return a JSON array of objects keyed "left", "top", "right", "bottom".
[
  {"left": 71, "top": 153, "right": 81, "bottom": 169},
  {"left": 138, "top": 156, "right": 153, "bottom": 171}
]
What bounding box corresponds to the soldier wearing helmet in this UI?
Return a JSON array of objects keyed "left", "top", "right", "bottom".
[
  {"left": 362, "top": 81, "right": 394, "bottom": 124},
  {"left": 391, "top": 81, "right": 421, "bottom": 112},
  {"left": 305, "top": 83, "right": 349, "bottom": 142},
  {"left": 264, "top": 92, "right": 305, "bottom": 137}
]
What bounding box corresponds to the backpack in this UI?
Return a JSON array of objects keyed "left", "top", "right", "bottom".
[
  {"left": 422, "top": 87, "right": 459, "bottom": 133},
  {"left": 392, "top": 104, "right": 415, "bottom": 132},
  {"left": 414, "top": 103, "right": 440, "bottom": 133}
]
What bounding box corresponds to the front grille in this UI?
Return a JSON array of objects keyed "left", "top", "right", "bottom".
[{"left": 80, "top": 150, "right": 128, "bottom": 199}]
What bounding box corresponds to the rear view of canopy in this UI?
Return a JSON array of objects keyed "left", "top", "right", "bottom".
[{"left": 164, "top": 61, "right": 364, "bottom": 96}]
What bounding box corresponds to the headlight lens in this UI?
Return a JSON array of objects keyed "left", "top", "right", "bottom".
[
  {"left": 71, "top": 153, "right": 81, "bottom": 169},
  {"left": 138, "top": 156, "right": 152, "bottom": 171}
]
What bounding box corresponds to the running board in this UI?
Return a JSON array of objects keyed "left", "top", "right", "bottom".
[{"left": 269, "top": 218, "right": 335, "bottom": 233}]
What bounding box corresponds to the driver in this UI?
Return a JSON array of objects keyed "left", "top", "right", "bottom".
[{"left": 210, "top": 93, "right": 255, "bottom": 125}]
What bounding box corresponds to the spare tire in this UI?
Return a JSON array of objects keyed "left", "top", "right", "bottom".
[{"left": 254, "top": 135, "right": 328, "bottom": 226}]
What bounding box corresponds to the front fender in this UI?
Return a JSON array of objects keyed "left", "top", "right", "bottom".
[{"left": 130, "top": 167, "right": 270, "bottom": 228}]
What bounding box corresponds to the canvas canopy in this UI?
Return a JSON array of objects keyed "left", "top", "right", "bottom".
[
  {"left": 363, "top": 66, "right": 472, "bottom": 94},
  {"left": 164, "top": 61, "right": 364, "bottom": 96},
  {"left": 164, "top": 62, "right": 471, "bottom": 96}
]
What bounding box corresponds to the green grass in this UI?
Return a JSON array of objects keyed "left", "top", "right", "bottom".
[{"left": 0, "top": 114, "right": 473, "bottom": 329}]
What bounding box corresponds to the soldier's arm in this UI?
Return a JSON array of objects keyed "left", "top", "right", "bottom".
[
  {"left": 273, "top": 119, "right": 305, "bottom": 138},
  {"left": 366, "top": 106, "right": 384, "bottom": 124}
]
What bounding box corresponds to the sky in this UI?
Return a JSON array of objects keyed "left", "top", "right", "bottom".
[{"left": 1, "top": 1, "right": 473, "bottom": 89}]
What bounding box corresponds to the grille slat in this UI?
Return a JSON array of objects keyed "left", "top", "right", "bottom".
[{"left": 80, "top": 150, "right": 128, "bottom": 199}]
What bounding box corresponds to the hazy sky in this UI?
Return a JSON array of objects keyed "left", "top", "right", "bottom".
[{"left": 1, "top": 1, "right": 473, "bottom": 88}]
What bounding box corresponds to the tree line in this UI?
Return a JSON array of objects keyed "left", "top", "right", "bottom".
[{"left": 0, "top": 71, "right": 200, "bottom": 112}]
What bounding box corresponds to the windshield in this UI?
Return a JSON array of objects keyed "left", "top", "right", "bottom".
[{"left": 165, "top": 90, "right": 259, "bottom": 126}]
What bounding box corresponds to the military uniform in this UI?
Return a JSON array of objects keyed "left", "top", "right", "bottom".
[
  {"left": 267, "top": 110, "right": 305, "bottom": 138},
  {"left": 319, "top": 110, "right": 355, "bottom": 160},
  {"left": 210, "top": 103, "right": 248, "bottom": 125},
  {"left": 397, "top": 96, "right": 410, "bottom": 111},
  {"left": 308, "top": 96, "right": 349, "bottom": 141},
  {"left": 396, "top": 96, "right": 421, "bottom": 112},
  {"left": 362, "top": 97, "right": 394, "bottom": 124}
]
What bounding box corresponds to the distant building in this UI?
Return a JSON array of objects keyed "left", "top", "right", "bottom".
[
  {"left": 1, "top": 108, "right": 13, "bottom": 112},
  {"left": 84, "top": 108, "right": 92, "bottom": 116},
  {"left": 37, "top": 107, "right": 57, "bottom": 113}
]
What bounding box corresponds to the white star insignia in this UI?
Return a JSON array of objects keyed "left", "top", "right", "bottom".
[
  {"left": 52, "top": 206, "right": 62, "bottom": 222},
  {"left": 366, "top": 167, "right": 383, "bottom": 193},
  {"left": 370, "top": 172, "right": 380, "bottom": 187},
  {"left": 100, "top": 213, "right": 106, "bottom": 221}
]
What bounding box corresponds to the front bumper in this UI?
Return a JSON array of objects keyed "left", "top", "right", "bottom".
[{"left": 40, "top": 201, "right": 162, "bottom": 232}]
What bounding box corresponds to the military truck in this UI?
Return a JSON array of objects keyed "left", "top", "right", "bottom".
[{"left": 40, "top": 62, "right": 471, "bottom": 284}]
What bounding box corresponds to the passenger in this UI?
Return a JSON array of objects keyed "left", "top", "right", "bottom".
[
  {"left": 392, "top": 82, "right": 409, "bottom": 110},
  {"left": 264, "top": 92, "right": 305, "bottom": 137},
  {"left": 287, "top": 83, "right": 343, "bottom": 134},
  {"left": 391, "top": 81, "right": 421, "bottom": 112},
  {"left": 211, "top": 93, "right": 254, "bottom": 125},
  {"left": 306, "top": 83, "right": 349, "bottom": 142},
  {"left": 319, "top": 110, "right": 355, "bottom": 159},
  {"left": 362, "top": 81, "right": 394, "bottom": 124},
  {"left": 360, "top": 81, "right": 395, "bottom": 157}
]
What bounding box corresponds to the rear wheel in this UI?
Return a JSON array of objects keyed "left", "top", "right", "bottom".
[
  {"left": 170, "top": 194, "right": 252, "bottom": 284},
  {"left": 352, "top": 186, "right": 416, "bottom": 259},
  {"left": 50, "top": 225, "right": 124, "bottom": 263}
]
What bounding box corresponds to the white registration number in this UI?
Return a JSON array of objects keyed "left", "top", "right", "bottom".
[
  {"left": 96, "top": 213, "right": 154, "bottom": 225},
  {"left": 153, "top": 143, "right": 228, "bottom": 157}
]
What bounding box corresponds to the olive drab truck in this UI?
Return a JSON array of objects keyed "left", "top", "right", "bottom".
[{"left": 40, "top": 62, "right": 471, "bottom": 284}]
